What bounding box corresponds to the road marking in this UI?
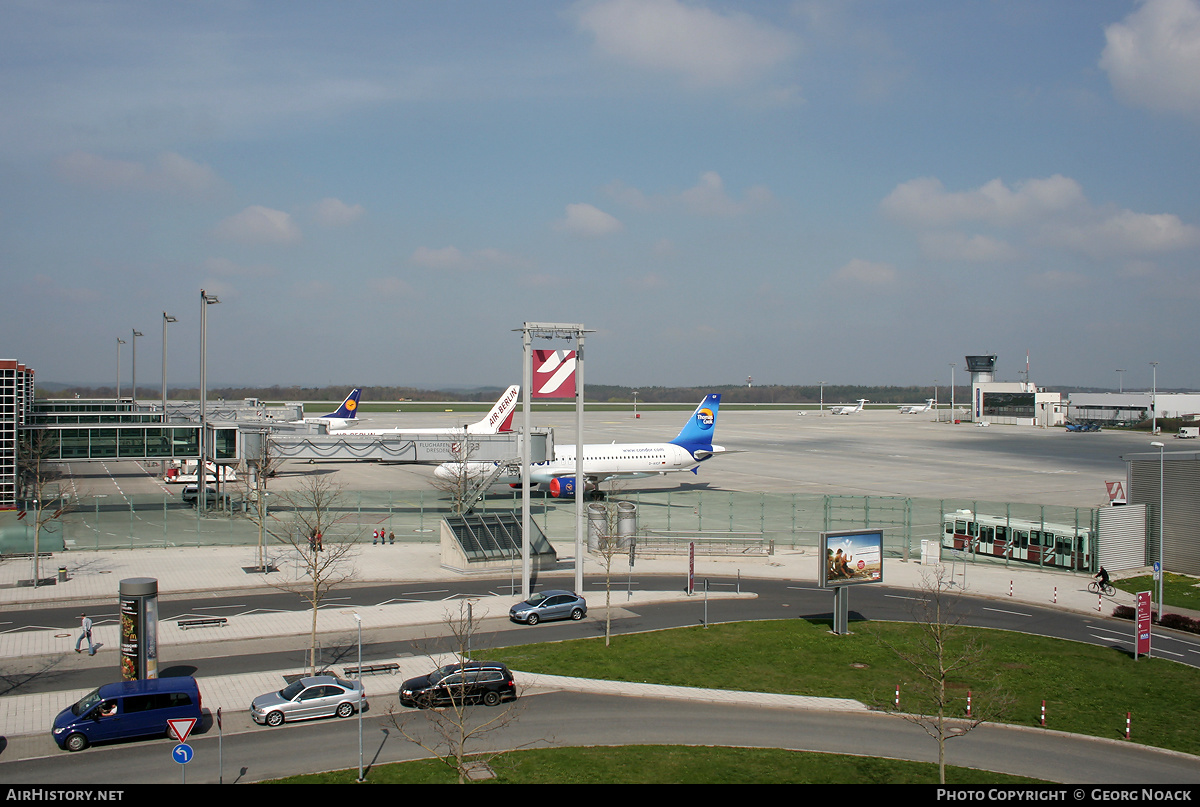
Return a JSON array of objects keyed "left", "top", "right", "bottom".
[{"left": 983, "top": 607, "right": 1032, "bottom": 617}]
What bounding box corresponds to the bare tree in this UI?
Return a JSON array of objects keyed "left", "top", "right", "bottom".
[
  {"left": 872, "top": 566, "right": 1012, "bottom": 784},
  {"left": 16, "top": 429, "right": 76, "bottom": 587},
  {"left": 259, "top": 472, "right": 361, "bottom": 676},
  {"left": 389, "top": 600, "right": 527, "bottom": 783},
  {"left": 241, "top": 428, "right": 283, "bottom": 573},
  {"left": 428, "top": 429, "right": 486, "bottom": 516},
  {"left": 589, "top": 491, "right": 634, "bottom": 647}
]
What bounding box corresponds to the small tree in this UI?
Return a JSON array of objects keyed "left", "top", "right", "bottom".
[
  {"left": 16, "top": 430, "right": 76, "bottom": 587},
  {"left": 261, "top": 472, "right": 361, "bottom": 675},
  {"left": 389, "top": 600, "right": 527, "bottom": 783},
  {"left": 242, "top": 428, "right": 283, "bottom": 573},
  {"left": 873, "top": 567, "right": 1012, "bottom": 784},
  {"left": 590, "top": 491, "right": 634, "bottom": 647},
  {"left": 428, "top": 429, "right": 486, "bottom": 516}
]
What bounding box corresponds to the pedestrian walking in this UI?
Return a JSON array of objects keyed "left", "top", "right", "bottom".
[{"left": 75, "top": 613, "right": 95, "bottom": 656}]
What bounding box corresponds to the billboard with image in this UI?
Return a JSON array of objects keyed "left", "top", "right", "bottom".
[{"left": 819, "top": 529, "right": 884, "bottom": 588}]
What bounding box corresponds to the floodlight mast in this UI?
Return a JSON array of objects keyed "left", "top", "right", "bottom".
[{"left": 517, "top": 322, "right": 593, "bottom": 598}]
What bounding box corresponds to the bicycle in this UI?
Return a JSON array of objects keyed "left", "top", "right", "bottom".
[{"left": 1088, "top": 580, "right": 1116, "bottom": 596}]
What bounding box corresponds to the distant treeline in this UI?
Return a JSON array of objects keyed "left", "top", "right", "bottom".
[{"left": 48, "top": 382, "right": 1128, "bottom": 404}]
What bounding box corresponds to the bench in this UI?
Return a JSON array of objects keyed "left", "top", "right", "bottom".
[
  {"left": 343, "top": 662, "right": 400, "bottom": 677},
  {"left": 176, "top": 617, "right": 228, "bottom": 630}
]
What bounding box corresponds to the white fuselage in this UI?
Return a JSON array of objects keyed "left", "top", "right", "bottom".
[{"left": 437, "top": 441, "right": 706, "bottom": 486}]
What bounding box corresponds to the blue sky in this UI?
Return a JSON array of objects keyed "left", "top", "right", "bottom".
[{"left": 3, "top": 0, "right": 1199, "bottom": 392}]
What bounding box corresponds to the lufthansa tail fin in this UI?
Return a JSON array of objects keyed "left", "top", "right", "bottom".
[
  {"left": 669, "top": 394, "right": 721, "bottom": 458},
  {"left": 465, "top": 385, "right": 520, "bottom": 434},
  {"left": 321, "top": 388, "right": 362, "bottom": 420}
]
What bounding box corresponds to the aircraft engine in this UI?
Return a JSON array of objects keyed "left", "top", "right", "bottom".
[{"left": 547, "top": 476, "right": 597, "bottom": 498}]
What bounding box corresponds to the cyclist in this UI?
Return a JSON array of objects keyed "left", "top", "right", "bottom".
[{"left": 1094, "top": 566, "right": 1111, "bottom": 591}]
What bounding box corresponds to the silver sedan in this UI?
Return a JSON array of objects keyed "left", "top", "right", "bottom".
[{"left": 250, "top": 675, "right": 367, "bottom": 727}]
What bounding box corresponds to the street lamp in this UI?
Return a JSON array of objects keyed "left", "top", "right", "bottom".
[
  {"left": 1151, "top": 441, "right": 1165, "bottom": 621},
  {"left": 949, "top": 362, "right": 956, "bottom": 423},
  {"left": 115, "top": 337, "right": 126, "bottom": 400},
  {"left": 632, "top": 390, "right": 638, "bottom": 419},
  {"left": 131, "top": 329, "right": 143, "bottom": 405},
  {"left": 819, "top": 381, "right": 826, "bottom": 412},
  {"left": 162, "top": 313, "right": 177, "bottom": 421},
  {"left": 1150, "top": 361, "right": 1159, "bottom": 435},
  {"left": 199, "top": 290, "right": 220, "bottom": 515},
  {"left": 1116, "top": 368, "right": 1125, "bottom": 394},
  {"left": 353, "top": 611, "right": 364, "bottom": 782}
]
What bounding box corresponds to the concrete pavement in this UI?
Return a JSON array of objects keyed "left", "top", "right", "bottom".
[{"left": 0, "top": 538, "right": 1151, "bottom": 749}]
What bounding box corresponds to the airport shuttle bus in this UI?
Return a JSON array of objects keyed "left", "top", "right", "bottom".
[{"left": 942, "top": 510, "right": 1092, "bottom": 571}]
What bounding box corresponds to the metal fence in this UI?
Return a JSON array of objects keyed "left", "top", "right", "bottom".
[{"left": 56, "top": 487, "right": 1100, "bottom": 572}]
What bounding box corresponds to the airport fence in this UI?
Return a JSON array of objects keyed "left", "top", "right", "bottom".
[{"left": 55, "top": 487, "right": 1101, "bottom": 572}]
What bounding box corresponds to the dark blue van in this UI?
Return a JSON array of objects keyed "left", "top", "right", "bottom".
[{"left": 52, "top": 677, "right": 202, "bottom": 752}]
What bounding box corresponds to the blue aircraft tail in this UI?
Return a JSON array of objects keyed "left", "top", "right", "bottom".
[
  {"left": 669, "top": 394, "right": 721, "bottom": 457},
  {"left": 322, "top": 388, "right": 362, "bottom": 420}
]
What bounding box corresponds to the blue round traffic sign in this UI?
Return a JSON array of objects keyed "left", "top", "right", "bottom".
[{"left": 172, "top": 743, "right": 194, "bottom": 764}]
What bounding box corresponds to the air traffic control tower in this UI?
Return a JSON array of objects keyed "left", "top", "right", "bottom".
[{"left": 965, "top": 354, "right": 997, "bottom": 384}]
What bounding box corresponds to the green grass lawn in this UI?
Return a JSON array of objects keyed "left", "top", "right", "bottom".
[
  {"left": 271, "top": 745, "right": 1046, "bottom": 784},
  {"left": 1114, "top": 572, "right": 1200, "bottom": 613},
  {"left": 489, "top": 619, "right": 1200, "bottom": 756}
]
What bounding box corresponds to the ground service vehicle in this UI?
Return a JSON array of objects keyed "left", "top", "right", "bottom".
[{"left": 52, "top": 677, "right": 202, "bottom": 752}]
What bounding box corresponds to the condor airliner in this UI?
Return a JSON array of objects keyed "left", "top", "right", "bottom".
[
  {"left": 337, "top": 385, "right": 520, "bottom": 437},
  {"left": 434, "top": 394, "right": 725, "bottom": 497}
]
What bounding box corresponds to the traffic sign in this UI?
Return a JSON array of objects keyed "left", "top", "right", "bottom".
[
  {"left": 168, "top": 717, "right": 197, "bottom": 743},
  {"left": 172, "top": 743, "right": 194, "bottom": 765}
]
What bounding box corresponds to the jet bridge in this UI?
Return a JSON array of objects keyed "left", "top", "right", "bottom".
[{"left": 248, "top": 428, "right": 551, "bottom": 465}]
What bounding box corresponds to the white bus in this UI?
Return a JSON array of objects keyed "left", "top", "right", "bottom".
[{"left": 942, "top": 510, "right": 1092, "bottom": 571}]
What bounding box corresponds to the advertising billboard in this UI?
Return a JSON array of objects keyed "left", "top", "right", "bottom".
[{"left": 819, "top": 529, "right": 884, "bottom": 588}]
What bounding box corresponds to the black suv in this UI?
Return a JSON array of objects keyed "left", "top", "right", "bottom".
[{"left": 399, "top": 661, "right": 516, "bottom": 708}]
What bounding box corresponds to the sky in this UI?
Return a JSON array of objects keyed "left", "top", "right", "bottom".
[{"left": 2, "top": 0, "right": 1199, "bottom": 392}]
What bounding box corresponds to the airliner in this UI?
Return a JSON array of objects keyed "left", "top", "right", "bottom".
[
  {"left": 300, "top": 388, "right": 362, "bottom": 428},
  {"left": 433, "top": 394, "right": 725, "bottom": 497},
  {"left": 829, "top": 399, "right": 867, "bottom": 415},
  {"left": 898, "top": 399, "right": 935, "bottom": 414},
  {"left": 337, "top": 385, "right": 520, "bottom": 436}
]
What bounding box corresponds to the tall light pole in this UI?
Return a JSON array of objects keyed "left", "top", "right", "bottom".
[
  {"left": 130, "top": 329, "right": 143, "bottom": 405},
  {"left": 1116, "top": 368, "right": 1125, "bottom": 393},
  {"left": 199, "top": 290, "right": 220, "bottom": 515},
  {"left": 1151, "top": 441, "right": 1165, "bottom": 620},
  {"left": 949, "top": 362, "right": 956, "bottom": 422},
  {"left": 162, "top": 313, "right": 177, "bottom": 420},
  {"left": 1150, "top": 361, "right": 1159, "bottom": 435},
  {"left": 115, "top": 337, "right": 126, "bottom": 400},
  {"left": 353, "top": 611, "right": 364, "bottom": 782},
  {"left": 819, "top": 381, "right": 826, "bottom": 412},
  {"left": 632, "top": 390, "right": 638, "bottom": 419}
]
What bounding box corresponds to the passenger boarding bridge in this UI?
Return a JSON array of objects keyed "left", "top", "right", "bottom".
[{"left": 23, "top": 400, "right": 550, "bottom": 465}]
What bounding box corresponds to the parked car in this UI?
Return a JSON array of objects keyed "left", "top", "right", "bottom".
[
  {"left": 399, "top": 661, "right": 516, "bottom": 708},
  {"left": 509, "top": 590, "right": 587, "bottom": 625},
  {"left": 250, "top": 675, "right": 366, "bottom": 727},
  {"left": 52, "top": 676, "right": 202, "bottom": 752},
  {"left": 181, "top": 484, "right": 218, "bottom": 504}
]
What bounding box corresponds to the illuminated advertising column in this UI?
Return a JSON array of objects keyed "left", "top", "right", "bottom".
[{"left": 119, "top": 577, "right": 159, "bottom": 680}]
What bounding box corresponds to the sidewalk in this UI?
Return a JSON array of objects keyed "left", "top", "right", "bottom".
[{"left": 0, "top": 541, "right": 1147, "bottom": 746}]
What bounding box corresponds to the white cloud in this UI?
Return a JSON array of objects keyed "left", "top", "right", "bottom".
[
  {"left": 54, "top": 151, "right": 220, "bottom": 194},
  {"left": 312, "top": 197, "right": 365, "bottom": 227},
  {"left": 557, "top": 203, "right": 624, "bottom": 237},
  {"left": 881, "top": 175, "right": 1085, "bottom": 228},
  {"left": 918, "top": 231, "right": 1020, "bottom": 263},
  {"left": 411, "top": 246, "right": 468, "bottom": 269},
  {"left": 1100, "top": 0, "right": 1200, "bottom": 117},
  {"left": 575, "top": 0, "right": 798, "bottom": 87},
  {"left": 606, "top": 171, "right": 771, "bottom": 217},
  {"left": 1050, "top": 209, "right": 1200, "bottom": 257},
  {"left": 212, "top": 206, "right": 301, "bottom": 244},
  {"left": 830, "top": 258, "right": 897, "bottom": 286}
]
